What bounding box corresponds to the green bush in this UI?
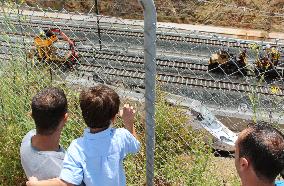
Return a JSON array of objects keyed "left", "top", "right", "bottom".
[
  {"left": 0, "top": 56, "right": 49, "bottom": 184},
  {"left": 0, "top": 5, "right": 239, "bottom": 185},
  {"left": 123, "top": 90, "right": 240, "bottom": 186},
  {"left": 154, "top": 91, "right": 213, "bottom": 185},
  {"left": 0, "top": 56, "right": 239, "bottom": 185},
  {"left": 0, "top": 55, "right": 84, "bottom": 184}
]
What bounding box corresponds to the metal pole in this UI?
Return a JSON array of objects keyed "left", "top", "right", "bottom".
[
  {"left": 49, "top": 67, "right": 53, "bottom": 83},
  {"left": 139, "top": 0, "right": 156, "bottom": 185},
  {"left": 94, "top": 0, "right": 102, "bottom": 50},
  {"left": 17, "top": 3, "right": 29, "bottom": 105},
  {"left": 19, "top": 22, "right": 29, "bottom": 75}
]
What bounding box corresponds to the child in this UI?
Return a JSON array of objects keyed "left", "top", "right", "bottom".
[{"left": 27, "top": 85, "right": 140, "bottom": 186}]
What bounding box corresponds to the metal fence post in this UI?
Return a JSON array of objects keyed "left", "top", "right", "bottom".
[
  {"left": 139, "top": 0, "right": 157, "bottom": 185},
  {"left": 94, "top": 0, "right": 102, "bottom": 50}
]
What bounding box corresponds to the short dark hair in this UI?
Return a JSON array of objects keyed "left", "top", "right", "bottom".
[
  {"left": 238, "top": 122, "right": 284, "bottom": 182},
  {"left": 31, "top": 87, "right": 67, "bottom": 135},
  {"left": 79, "top": 85, "right": 120, "bottom": 128}
]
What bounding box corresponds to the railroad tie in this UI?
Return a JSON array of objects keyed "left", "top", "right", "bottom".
[{"left": 176, "top": 76, "right": 180, "bottom": 83}]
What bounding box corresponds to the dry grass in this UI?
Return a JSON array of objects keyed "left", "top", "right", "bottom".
[
  {"left": 211, "top": 157, "right": 240, "bottom": 186},
  {"left": 24, "top": 0, "right": 284, "bottom": 32}
]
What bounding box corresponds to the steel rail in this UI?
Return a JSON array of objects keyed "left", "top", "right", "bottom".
[
  {"left": 1, "top": 49, "right": 282, "bottom": 96},
  {"left": 76, "top": 63, "right": 283, "bottom": 96},
  {"left": 0, "top": 42, "right": 209, "bottom": 72},
  {"left": 2, "top": 41, "right": 282, "bottom": 80},
  {"left": 2, "top": 19, "right": 283, "bottom": 49}
]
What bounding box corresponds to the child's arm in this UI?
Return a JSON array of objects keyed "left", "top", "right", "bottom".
[
  {"left": 120, "top": 104, "right": 138, "bottom": 139},
  {"left": 26, "top": 177, "right": 73, "bottom": 186},
  {"left": 120, "top": 104, "right": 140, "bottom": 154}
]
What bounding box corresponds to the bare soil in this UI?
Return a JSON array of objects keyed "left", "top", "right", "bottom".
[{"left": 24, "top": 0, "right": 284, "bottom": 33}]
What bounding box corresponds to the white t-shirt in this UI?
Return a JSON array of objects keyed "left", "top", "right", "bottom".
[{"left": 20, "top": 129, "right": 65, "bottom": 180}]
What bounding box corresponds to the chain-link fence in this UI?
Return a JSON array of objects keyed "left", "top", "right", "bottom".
[{"left": 1, "top": 1, "right": 284, "bottom": 185}]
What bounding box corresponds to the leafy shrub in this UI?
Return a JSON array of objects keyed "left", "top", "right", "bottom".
[
  {"left": 0, "top": 56, "right": 48, "bottom": 184},
  {"left": 154, "top": 91, "right": 213, "bottom": 185},
  {"left": 0, "top": 57, "right": 239, "bottom": 185},
  {"left": 0, "top": 55, "right": 83, "bottom": 184}
]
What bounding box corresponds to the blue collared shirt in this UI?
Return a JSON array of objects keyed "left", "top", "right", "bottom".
[
  {"left": 60, "top": 127, "right": 140, "bottom": 186},
  {"left": 276, "top": 180, "right": 284, "bottom": 186}
]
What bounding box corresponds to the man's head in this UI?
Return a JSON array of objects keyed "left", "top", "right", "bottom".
[
  {"left": 31, "top": 87, "right": 67, "bottom": 135},
  {"left": 235, "top": 123, "right": 284, "bottom": 184},
  {"left": 79, "top": 85, "right": 120, "bottom": 129}
]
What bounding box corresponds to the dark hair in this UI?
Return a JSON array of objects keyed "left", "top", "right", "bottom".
[
  {"left": 31, "top": 87, "right": 67, "bottom": 135},
  {"left": 79, "top": 85, "right": 120, "bottom": 128},
  {"left": 238, "top": 122, "right": 284, "bottom": 182}
]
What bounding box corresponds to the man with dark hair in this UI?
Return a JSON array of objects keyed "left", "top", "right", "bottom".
[
  {"left": 235, "top": 123, "right": 284, "bottom": 186},
  {"left": 27, "top": 85, "right": 140, "bottom": 186},
  {"left": 20, "top": 87, "right": 68, "bottom": 180}
]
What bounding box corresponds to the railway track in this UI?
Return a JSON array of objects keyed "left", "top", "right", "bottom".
[
  {"left": 0, "top": 31, "right": 85, "bottom": 43},
  {"left": 1, "top": 18, "right": 283, "bottom": 49},
  {"left": 1, "top": 40, "right": 283, "bottom": 96},
  {"left": 1, "top": 40, "right": 281, "bottom": 80},
  {"left": 0, "top": 41, "right": 209, "bottom": 73},
  {"left": 76, "top": 63, "right": 284, "bottom": 96},
  {"left": 89, "top": 51, "right": 208, "bottom": 72},
  {"left": 1, "top": 40, "right": 274, "bottom": 80},
  {"left": 1, "top": 49, "right": 283, "bottom": 96}
]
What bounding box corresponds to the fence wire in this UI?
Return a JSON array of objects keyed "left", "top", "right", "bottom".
[{"left": 0, "top": 1, "right": 284, "bottom": 186}]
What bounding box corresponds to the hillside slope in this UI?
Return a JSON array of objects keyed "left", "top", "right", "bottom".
[{"left": 25, "top": 0, "right": 284, "bottom": 32}]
